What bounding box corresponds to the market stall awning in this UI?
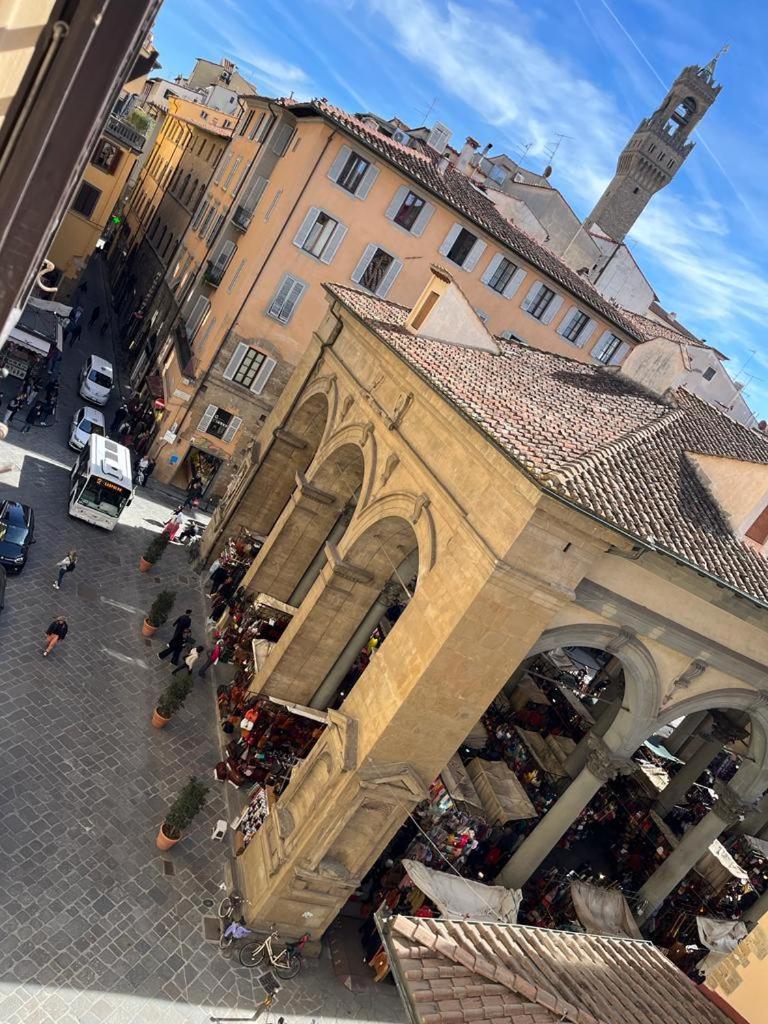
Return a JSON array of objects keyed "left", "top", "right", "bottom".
[
  {"left": 570, "top": 880, "right": 642, "bottom": 939},
  {"left": 440, "top": 755, "right": 484, "bottom": 815},
  {"left": 515, "top": 727, "right": 575, "bottom": 779},
  {"left": 696, "top": 916, "right": 748, "bottom": 953},
  {"left": 401, "top": 859, "right": 521, "bottom": 923},
  {"left": 740, "top": 833, "right": 768, "bottom": 859}
]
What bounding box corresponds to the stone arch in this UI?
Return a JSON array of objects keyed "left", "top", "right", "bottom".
[
  {"left": 340, "top": 490, "right": 436, "bottom": 584},
  {"left": 528, "top": 623, "right": 662, "bottom": 754},
  {"left": 308, "top": 422, "right": 376, "bottom": 509}
]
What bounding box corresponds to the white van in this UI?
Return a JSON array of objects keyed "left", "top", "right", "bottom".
[{"left": 79, "top": 355, "right": 113, "bottom": 406}]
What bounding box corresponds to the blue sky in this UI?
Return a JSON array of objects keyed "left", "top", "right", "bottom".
[{"left": 153, "top": 0, "right": 768, "bottom": 414}]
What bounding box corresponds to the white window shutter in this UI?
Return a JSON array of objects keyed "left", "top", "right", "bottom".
[
  {"left": 212, "top": 239, "right": 235, "bottom": 274},
  {"left": 213, "top": 154, "right": 231, "bottom": 185},
  {"left": 556, "top": 307, "right": 578, "bottom": 337},
  {"left": 351, "top": 244, "right": 378, "bottom": 284},
  {"left": 328, "top": 145, "right": 351, "bottom": 183},
  {"left": 320, "top": 221, "right": 347, "bottom": 264},
  {"left": 279, "top": 279, "right": 306, "bottom": 323},
  {"left": 592, "top": 331, "right": 613, "bottom": 360},
  {"left": 609, "top": 341, "right": 630, "bottom": 365},
  {"left": 293, "top": 206, "right": 320, "bottom": 250},
  {"left": 385, "top": 186, "right": 409, "bottom": 221},
  {"left": 271, "top": 123, "right": 294, "bottom": 155},
  {"left": 411, "top": 201, "right": 434, "bottom": 237},
  {"left": 197, "top": 404, "right": 217, "bottom": 432},
  {"left": 481, "top": 253, "right": 503, "bottom": 286},
  {"left": 521, "top": 281, "right": 541, "bottom": 312},
  {"left": 541, "top": 294, "right": 564, "bottom": 325},
  {"left": 503, "top": 266, "right": 527, "bottom": 298},
  {"left": 356, "top": 162, "right": 379, "bottom": 199},
  {"left": 241, "top": 175, "right": 268, "bottom": 212},
  {"left": 251, "top": 355, "right": 276, "bottom": 395},
  {"left": 223, "top": 342, "right": 249, "bottom": 380},
  {"left": 222, "top": 416, "right": 243, "bottom": 443},
  {"left": 439, "top": 223, "right": 461, "bottom": 256},
  {"left": 464, "top": 238, "right": 487, "bottom": 272},
  {"left": 576, "top": 319, "right": 597, "bottom": 348},
  {"left": 377, "top": 257, "right": 403, "bottom": 298},
  {"left": 186, "top": 296, "right": 210, "bottom": 338}
]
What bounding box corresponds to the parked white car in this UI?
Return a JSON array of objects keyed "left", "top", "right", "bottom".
[
  {"left": 69, "top": 406, "right": 105, "bottom": 451},
  {"left": 78, "top": 355, "right": 114, "bottom": 406}
]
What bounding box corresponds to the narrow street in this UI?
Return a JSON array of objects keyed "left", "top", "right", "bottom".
[{"left": 0, "top": 261, "right": 404, "bottom": 1023}]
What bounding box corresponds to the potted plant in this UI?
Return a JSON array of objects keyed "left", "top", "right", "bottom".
[
  {"left": 141, "top": 589, "right": 176, "bottom": 637},
  {"left": 156, "top": 776, "right": 208, "bottom": 850},
  {"left": 140, "top": 531, "right": 171, "bottom": 572},
  {"left": 152, "top": 672, "right": 193, "bottom": 728}
]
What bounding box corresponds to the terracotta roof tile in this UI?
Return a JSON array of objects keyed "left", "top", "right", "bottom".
[{"left": 327, "top": 283, "right": 768, "bottom": 606}]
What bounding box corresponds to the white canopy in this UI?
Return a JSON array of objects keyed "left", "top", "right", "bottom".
[
  {"left": 401, "top": 859, "right": 521, "bottom": 923},
  {"left": 570, "top": 880, "right": 642, "bottom": 939},
  {"left": 696, "top": 916, "right": 748, "bottom": 953}
]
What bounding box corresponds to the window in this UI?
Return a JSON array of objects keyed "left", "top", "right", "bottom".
[
  {"left": 559, "top": 309, "right": 591, "bottom": 344},
  {"left": 192, "top": 200, "right": 209, "bottom": 231},
  {"left": 351, "top": 244, "right": 403, "bottom": 298},
  {"left": 411, "top": 291, "right": 440, "bottom": 331},
  {"left": 213, "top": 153, "right": 231, "bottom": 185},
  {"left": 197, "top": 137, "right": 205, "bottom": 155},
  {"left": 439, "top": 223, "right": 486, "bottom": 271},
  {"left": 271, "top": 122, "right": 294, "bottom": 156},
  {"left": 486, "top": 256, "right": 517, "bottom": 294},
  {"left": 206, "top": 240, "right": 236, "bottom": 285},
  {"left": 91, "top": 139, "right": 121, "bottom": 173},
  {"left": 198, "top": 404, "right": 242, "bottom": 443},
  {"left": 186, "top": 295, "right": 210, "bottom": 340},
  {"left": 293, "top": 207, "right": 347, "bottom": 263},
  {"left": 267, "top": 273, "right": 306, "bottom": 324},
  {"left": 208, "top": 212, "right": 225, "bottom": 243},
  {"left": 521, "top": 282, "right": 564, "bottom": 323},
  {"left": 250, "top": 112, "right": 274, "bottom": 142},
  {"left": 71, "top": 182, "right": 101, "bottom": 218},
  {"left": 198, "top": 204, "right": 215, "bottom": 238},
  {"left": 703, "top": 366, "right": 717, "bottom": 382},
  {"left": 240, "top": 110, "right": 254, "bottom": 136},
  {"left": 223, "top": 342, "right": 276, "bottom": 394},
  {"left": 223, "top": 156, "right": 241, "bottom": 190},
  {"left": 328, "top": 145, "right": 379, "bottom": 198},
  {"left": 385, "top": 187, "right": 434, "bottom": 234},
  {"left": 592, "top": 331, "right": 629, "bottom": 365}
]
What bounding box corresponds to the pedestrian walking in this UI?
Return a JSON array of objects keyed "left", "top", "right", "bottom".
[
  {"left": 157, "top": 627, "right": 192, "bottom": 666},
  {"left": 172, "top": 644, "right": 205, "bottom": 675},
  {"left": 64, "top": 320, "right": 82, "bottom": 346},
  {"left": 170, "top": 609, "right": 193, "bottom": 642},
  {"left": 163, "top": 509, "right": 184, "bottom": 542},
  {"left": 198, "top": 634, "right": 222, "bottom": 677},
  {"left": 21, "top": 402, "right": 41, "bottom": 433},
  {"left": 3, "top": 395, "right": 22, "bottom": 425},
  {"left": 110, "top": 402, "right": 129, "bottom": 434},
  {"left": 142, "top": 457, "right": 156, "bottom": 485},
  {"left": 43, "top": 616, "right": 68, "bottom": 657},
  {"left": 53, "top": 550, "right": 77, "bottom": 590},
  {"left": 87, "top": 306, "right": 101, "bottom": 329},
  {"left": 183, "top": 474, "right": 203, "bottom": 508},
  {"left": 178, "top": 520, "right": 199, "bottom": 544}
]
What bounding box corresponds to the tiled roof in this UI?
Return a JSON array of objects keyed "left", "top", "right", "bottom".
[
  {"left": 618, "top": 307, "right": 707, "bottom": 348},
  {"left": 286, "top": 99, "right": 643, "bottom": 342},
  {"left": 326, "top": 283, "right": 768, "bottom": 606},
  {"left": 380, "top": 915, "right": 734, "bottom": 1024}
]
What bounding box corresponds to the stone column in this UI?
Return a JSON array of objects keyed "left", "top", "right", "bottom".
[
  {"left": 653, "top": 731, "right": 722, "bottom": 817},
  {"left": 563, "top": 677, "right": 623, "bottom": 780},
  {"left": 664, "top": 710, "right": 708, "bottom": 756},
  {"left": 637, "top": 781, "right": 752, "bottom": 925},
  {"left": 498, "top": 737, "right": 635, "bottom": 890},
  {"left": 288, "top": 502, "right": 356, "bottom": 606},
  {"left": 241, "top": 473, "right": 342, "bottom": 603}
]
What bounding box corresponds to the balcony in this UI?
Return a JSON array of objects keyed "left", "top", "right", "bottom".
[
  {"left": 105, "top": 114, "right": 147, "bottom": 153},
  {"left": 173, "top": 323, "right": 196, "bottom": 379},
  {"left": 203, "top": 261, "right": 225, "bottom": 288},
  {"left": 232, "top": 204, "right": 253, "bottom": 232}
]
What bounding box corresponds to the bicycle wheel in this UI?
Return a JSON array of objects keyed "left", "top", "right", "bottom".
[
  {"left": 238, "top": 941, "right": 266, "bottom": 969},
  {"left": 218, "top": 896, "right": 234, "bottom": 919},
  {"left": 273, "top": 952, "right": 302, "bottom": 980}
]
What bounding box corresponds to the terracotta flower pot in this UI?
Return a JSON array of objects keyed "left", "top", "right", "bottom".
[
  {"left": 156, "top": 823, "right": 180, "bottom": 850},
  {"left": 139, "top": 556, "right": 153, "bottom": 572},
  {"left": 141, "top": 619, "right": 158, "bottom": 637},
  {"left": 151, "top": 707, "right": 171, "bottom": 729}
]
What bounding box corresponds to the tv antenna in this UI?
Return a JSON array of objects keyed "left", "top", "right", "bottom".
[
  {"left": 514, "top": 141, "right": 534, "bottom": 162},
  {"left": 416, "top": 96, "right": 440, "bottom": 124},
  {"left": 543, "top": 132, "right": 573, "bottom": 169}
]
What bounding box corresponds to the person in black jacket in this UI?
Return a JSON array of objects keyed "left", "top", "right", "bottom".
[
  {"left": 43, "top": 617, "right": 68, "bottom": 657},
  {"left": 170, "top": 610, "right": 192, "bottom": 642}
]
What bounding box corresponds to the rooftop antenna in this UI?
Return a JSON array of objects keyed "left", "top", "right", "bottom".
[
  {"left": 514, "top": 141, "right": 534, "bottom": 162},
  {"left": 416, "top": 96, "right": 440, "bottom": 124},
  {"left": 543, "top": 132, "right": 573, "bottom": 172}
]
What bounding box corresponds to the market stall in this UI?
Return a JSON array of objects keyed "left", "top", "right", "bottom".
[{"left": 2, "top": 298, "right": 66, "bottom": 379}]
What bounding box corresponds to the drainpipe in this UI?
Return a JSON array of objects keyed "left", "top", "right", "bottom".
[{"left": 308, "top": 548, "right": 420, "bottom": 711}]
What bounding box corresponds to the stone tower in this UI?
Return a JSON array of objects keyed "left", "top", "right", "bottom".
[{"left": 584, "top": 53, "right": 724, "bottom": 242}]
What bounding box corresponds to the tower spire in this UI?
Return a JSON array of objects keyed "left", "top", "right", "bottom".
[{"left": 698, "top": 43, "right": 730, "bottom": 85}]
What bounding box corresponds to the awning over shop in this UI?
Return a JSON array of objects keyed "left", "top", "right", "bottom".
[
  {"left": 401, "top": 859, "right": 521, "bottom": 923},
  {"left": 570, "top": 880, "right": 642, "bottom": 939},
  {"left": 8, "top": 299, "right": 62, "bottom": 355},
  {"left": 696, "top": 916, "right": 748, "bottom": 953},
  {"left": 440, "top": 755, "right": 484, "bottom": 815},
  {"left": 740, "top": 834, "right": 768, "bottom": 859}
]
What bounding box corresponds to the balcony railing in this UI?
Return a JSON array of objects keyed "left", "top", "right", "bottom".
[
  {"left": 105, "top": 115, "right": 147, "bottom": 153},
  {"left": 232, "top": 205, "right": 253, "bottom": 232},
  {"left": 203, "top": 261, "right": 225, "bottom": 287}
]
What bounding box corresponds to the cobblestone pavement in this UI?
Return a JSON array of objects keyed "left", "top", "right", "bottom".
[{"left": 0, "top": 261, "right": 405, "bottom": 1024}]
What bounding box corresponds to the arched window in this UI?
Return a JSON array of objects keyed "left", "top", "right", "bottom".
[{"left": 665, "top": 96, "right": 696, "bottom": 136}]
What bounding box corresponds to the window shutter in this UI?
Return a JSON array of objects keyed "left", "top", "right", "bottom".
[
  {"left": 186, "top": 296, "right": 210, "bottom": 339},
  {"left": 464, "top": 238, "right": 487, "bottom": 272},
  {"left": 481, "top": 253, "right": 503, "bottom": 286},
  {"left": 541, "top": 294, "right": 564, "bottom": 325},
  {"left": 241, "top": 175, "right": 268, "bottom": 212},
  {"left": 271, "top": 123, "right": 294, "bottom": 156},
  {"left": 328, "top": 145, "right": 352, "bottom": 183},
  {"left": 223, "top": 342, "right": 249, "bottom": 380},
  {"left": 251, "top": 355, "right": 276, "bottom": 395},
  {"left": 439, "top": 223, "right": 461, "bottom": 256},
  {"left": 293, "top": 206, "right": 320, "bottom": 250},
  {"left": 503, "top": 266, "right": 527, "bottom": 298},
  {"left": 320, "top": 221, "right": 348, "bottom": 264},
  {"left": 197, "top": 404, "right": 217, "bottom": 432},
  {"left": 223, "top": 156, "right": 241, "bottom": 189},
  {"left": 351, "top": 244, "right": 378, "bottom": 284},
  {"left": 269, "top": 275, "right": 294, "bottom": 317},
  {"left": 385, "top": 186, "right": 409, "bottom": 221},
  {"left": 556, "top": 307, "right": 578, "bottom": 337},
  {"left": 609, "top": 341, "right": 630, "bottom": 365},
  {"left": 576, "top": 319, "right": 597, "bottom": 349},
  {"left": 521, "top": 281, "right": 541, "bottom": 312},
  {"left": 411, "top": 200, "right": 434, "bottom": 237},
  {"left": 377, "top": 257, "right": 403, "bottom": 298},
  {"left": 356, "top": 162, "right": 379, "bottom": 199},
  {"left": 213, "top": 154, "right": 231, "bottom": 185},
  {"left": 212, "top": 239, "right": 236, "bottom": 274},
  {"left": 222, "top": 416, "right": 243, "bottom": 444},
  {"left": 268, "top": 276, "right": 306, "bottom": 323}
]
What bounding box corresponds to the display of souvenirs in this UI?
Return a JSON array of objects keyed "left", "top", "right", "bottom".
[{"left": 232, "top": 785, "right": 271, "bottom": 851}]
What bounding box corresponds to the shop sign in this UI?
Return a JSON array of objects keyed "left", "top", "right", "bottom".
[{"left": 163, "top": 430, "right": 177, "bottom": 444}]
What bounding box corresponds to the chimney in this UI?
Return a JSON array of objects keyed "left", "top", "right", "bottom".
[
  {"left": 470, "top": 143, "right": 493, "bottom": 181},
  {"left": 457, "top": 135, "right": 480, "bottom": 174},
  {"left": 406, "top": 265, "right": 500, "bottom": 354},
  {"left": 437, "top": 154, "right": 450, "bottom": 174}
]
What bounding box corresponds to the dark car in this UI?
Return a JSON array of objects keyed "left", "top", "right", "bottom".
[{"left": 0, "top": 501, "right": 34, "bottom": 574}]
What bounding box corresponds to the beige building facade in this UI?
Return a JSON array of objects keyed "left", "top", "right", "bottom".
[{"left": 201, "top": 271, "right": 768, "bottom": 944}]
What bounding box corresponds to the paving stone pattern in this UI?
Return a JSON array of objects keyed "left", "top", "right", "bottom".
[{"left": 0, "top": 261, "right": 406, "bottom": 1024}]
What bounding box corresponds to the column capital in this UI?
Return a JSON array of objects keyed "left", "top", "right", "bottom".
[
  {"left": 713, "top": 780, "right": 755, "bottom": 827},
  {"left": 294, "top": 470, "right": 337, "bottom": 506},
  {"left": 585, "top": 736, "right": 636, "bottom": 783},
  {"left": 324, "top": 543, "right": 375, "bottom": 585},
  {"left": 273, "top": 427, "right": 308, "bottom": 450}
]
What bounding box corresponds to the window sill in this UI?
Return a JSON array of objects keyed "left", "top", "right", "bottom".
[
  {"left": 521, "top": 309, "right": 548, "bottom": 324},
  {"left": 442, "top": 256, "right": 471, "bottom": 272},
  {"left": 481, "top": 280, "right": 512, "bottom": 299},
  {"left": 328, "top": 179, "right": 365, "bottom": 201}
]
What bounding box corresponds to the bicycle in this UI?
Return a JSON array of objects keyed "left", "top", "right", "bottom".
[
  {"left": 238, "top": 925, "right": 309, "bottom": 979},
  {"left": 218, "top": 891, "right": 252, "bottom": 956},
  {"left": 218, "top": 889, "right": 248, "bottom": 921}
]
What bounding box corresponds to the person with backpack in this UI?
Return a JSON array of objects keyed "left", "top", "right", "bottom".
[
  {"left": 43, "top": 616, "right": 68, "bottom": 657},
  {"left": 53, "top": 550, "right": 77, "bottom": 590}
]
